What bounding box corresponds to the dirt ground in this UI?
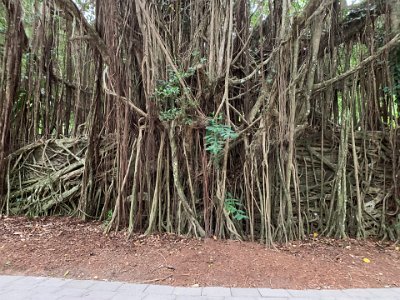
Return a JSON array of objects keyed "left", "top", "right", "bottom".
[{"left": 0, "top": 216, "right": 399, "bottom": 289}]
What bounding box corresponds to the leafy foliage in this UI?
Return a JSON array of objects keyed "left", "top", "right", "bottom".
[
  {"left": 389, "top": 50, "right": 400, "bottom": 103},
  {"left": 250, "top": 1, "right": 270, "bottom": 27},
  {"left": 205, "top": 116, "right": 238, "bottom": 155},
  {"left": 155, "top": 67, "right": 196, "bottom": 122},
  {"left": 290, "top": 0, "right": 307, "bottom": 16},
  {"left": 224, "top": 193, "right": 248, "bottom": 221},
  {"left": 103, "top": 210, "right": 113, "bottom": 227},
  {"left": 159, "top": 107, "right": 183, "bottom": 121}
]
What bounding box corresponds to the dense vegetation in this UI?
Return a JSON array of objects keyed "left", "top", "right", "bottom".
[{"left": 0, "top": 0, "right": 399, "bottom": 244}]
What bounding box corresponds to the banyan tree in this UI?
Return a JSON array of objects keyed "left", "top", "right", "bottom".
[{"left": 0, "top": 0, "right": 399, "bottom": 244}]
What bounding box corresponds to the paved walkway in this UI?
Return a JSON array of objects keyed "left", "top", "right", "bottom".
[{"left": 0, "top": 275, "right": 399, "bottom": 300}]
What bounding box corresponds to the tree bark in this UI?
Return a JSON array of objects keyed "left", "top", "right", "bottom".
[{"left": 0, "top": 0, "right": 27, "bottom": 210}]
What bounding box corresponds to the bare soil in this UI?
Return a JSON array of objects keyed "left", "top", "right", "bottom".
[{"left": 0, "top": 216, "right": 399, "bottom": 289}]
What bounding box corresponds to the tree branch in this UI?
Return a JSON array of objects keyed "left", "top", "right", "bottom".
[
  {"left": 313, "top": 33, "right": 400, "bottom": 92},
  {"left": 53, "top": 0, "right": 110, "bottom": 64}
]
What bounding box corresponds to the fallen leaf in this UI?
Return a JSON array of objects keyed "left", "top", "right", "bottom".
[
  {"left": 362, "top": 258, "right": 371, "bottom": 263},
  {"left": 64, "top": 270, "right": 69, "bottom": 277},
  {"left": 313, "top": 232, "right": 319, "bottom": 238}
]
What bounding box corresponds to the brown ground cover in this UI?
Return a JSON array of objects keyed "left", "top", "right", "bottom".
[{"left": 0, "top": 216, "right": 399, "bottom": 289}]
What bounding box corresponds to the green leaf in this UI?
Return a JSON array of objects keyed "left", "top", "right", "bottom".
[{"left": 234, "top": 214, "right": 249, "bottom": 221}]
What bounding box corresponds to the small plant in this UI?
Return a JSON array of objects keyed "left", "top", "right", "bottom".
[
  {"left": 154, "top": 66, "right": 196, "bottom": 122},
  {"left": 103, "top": 210, "right": 113, "bottom": 226},
  {"left": 159, "top": 107, "right": 183, "bottom": 121},
  {"left": 205, "top": 115, "right": 238, "bottom": 155},
  {"left": 224, "top": 192, "right": 248, "bottom": 221}
]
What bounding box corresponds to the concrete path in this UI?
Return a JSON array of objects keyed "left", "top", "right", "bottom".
[{"left": 0, "top": 275, "right": 399, "bottom": 300}]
